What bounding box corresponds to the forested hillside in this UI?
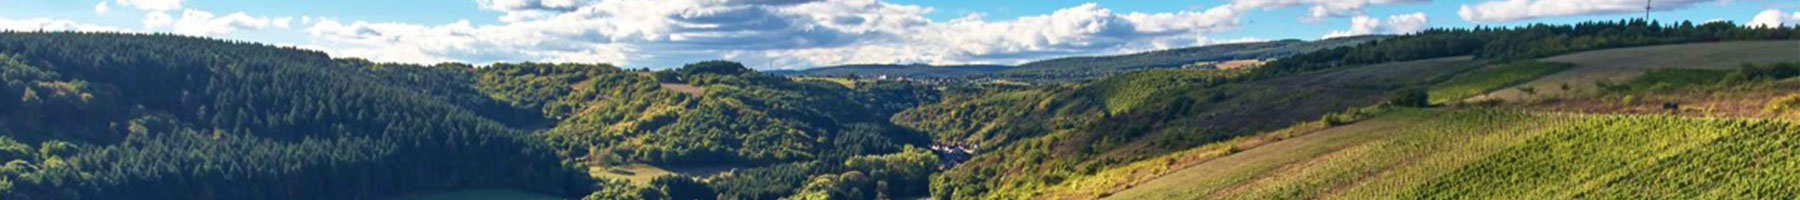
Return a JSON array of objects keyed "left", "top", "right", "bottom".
[{"left": 0, "top": 32, "right": 590, "bottom": 199}]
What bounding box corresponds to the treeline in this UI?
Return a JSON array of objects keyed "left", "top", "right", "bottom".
[
  {"left": 974, "top": 35, "right": 1386, "bottom": 82},
  {"left": 0, "top": 32, "right": 591, "bottom": 199},
  {"left": 1261, "top": 19, "right": 1800, "bottom": 75}
]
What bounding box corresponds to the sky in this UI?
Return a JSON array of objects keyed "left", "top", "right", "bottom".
[{"left": 0, "top": 0, "right": 1796, "bottom": 69}]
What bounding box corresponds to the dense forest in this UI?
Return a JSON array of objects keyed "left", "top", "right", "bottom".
[
  {"left": 0, "top": 19, "right": 1795, "bottom": 200},
  {"left": 0, "top": 33, "right": 591, "bottom": 199}
]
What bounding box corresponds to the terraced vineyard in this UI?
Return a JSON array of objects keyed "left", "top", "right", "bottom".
[{"left": 1106, "top": 108, "right": 1800, "bottom": 199}]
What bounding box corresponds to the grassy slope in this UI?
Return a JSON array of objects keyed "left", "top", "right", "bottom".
[
  {"left": 1108, "top": 108, "right": 1800, "bottom": 199},
  {"left": 1428, "top": 61, "right": 1572, "bottom": 104},
  {"left": 1475, "top": 40, "right": 1800, "bottom": 102},
  {"left": 915, "top": 57, "right": 1477, "bottom": 200}
]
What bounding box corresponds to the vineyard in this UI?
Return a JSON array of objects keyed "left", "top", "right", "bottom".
[{"left": 1107, "top": 108, "right": 1800, "bottom": 199}]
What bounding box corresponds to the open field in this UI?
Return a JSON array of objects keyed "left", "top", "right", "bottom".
[
  {"left": 1429, "top": 61, "right": 1572, "bottom": 104},
  {"left": 1474, "top": 41, "right": 1800, "bottom": 102},
  {"left": 589, "top": 164, "right": 738, "bottom": 184},
  {"left": 659, "top": 83, "right": 705, "bottom": 95}
]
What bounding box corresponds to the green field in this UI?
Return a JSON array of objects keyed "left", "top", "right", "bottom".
[
  {"left": 1429, "top": 61, "right": 1572, "bottom": 104},
  {"left": 1478, "top": 41, "right": 1800, "bottom": 102},
  {"left": 1105, "top": 108, "right": 1800, "bottom": 199}
]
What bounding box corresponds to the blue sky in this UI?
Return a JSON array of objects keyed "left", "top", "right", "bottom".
[{"left": 1, "top": 0, "right": 1795, "bottom": 69}]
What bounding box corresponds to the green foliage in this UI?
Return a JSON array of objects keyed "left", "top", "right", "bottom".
[
  {"left": 1602, "top": 62, "right": 1800, "bottom": 92},
  {"left": 677, "top": 60, "right": 755, "bottom": 76},
  {"left": 1412, "top": 114, "right": 1800, "bottom": 199},
  {"left": 1428, "top": 61, "right": 1573, "bottom": 104},
  {"left": 1387, "top": 88, "right": 1430, "bottom": 107},
  {"left": 1258, "top": 20, "right": 1798, "bottom": 77},
  {"left": 1765, "top": 94, "right": 1800, "bottom": 114},
  {"left": 0, "top": 32, "right": 591, "bottom": 199}
]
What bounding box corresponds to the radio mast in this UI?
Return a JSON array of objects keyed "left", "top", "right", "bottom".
[{"left": 1644, "top": 0, "right": 1652, "bottom": 20}]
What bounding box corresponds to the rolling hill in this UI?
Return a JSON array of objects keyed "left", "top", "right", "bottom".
[
  {"left": 973, "top": 35, "right": 1390, "bottom": 82},
  {"left": 770, "top": 35, "right": 1388, "bottom": 82},
  {"left": 765, "top": 64, "right": 1008, "bottom": 78}
]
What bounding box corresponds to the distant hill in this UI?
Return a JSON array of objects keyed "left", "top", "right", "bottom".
[
  {"left": 976, "top": 35, "right": 1390, "bottom": 82},
  {"left": 768, "top": 36, "right": 1387, "bottom": 82},
  {"left": 765, "top": 64, "right": 1008, "bottom": 78}
]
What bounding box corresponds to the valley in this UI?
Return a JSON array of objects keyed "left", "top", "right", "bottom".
[{"left": 1, "top": 19, "right": 1797, "bottom": 200}]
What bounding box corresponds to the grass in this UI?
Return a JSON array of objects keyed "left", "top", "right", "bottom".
[
  {"left": 1429, "top": 61, "right": 1572, "bottom": 104},
  {"left": 1105, "top": 108, "right": 1800, "bottom": 199},
  {"left": 1481, "top": 40, "right": 1800, "bottom": 102},
  {"left": 589, "top": 164, "right": 675, "bottom": 184},
  {"left": 1601, "top": 68, "right": 1730, "bottom": 92},
  {"left": 791, "top": 77, "right": 859, "bottom": 88}
]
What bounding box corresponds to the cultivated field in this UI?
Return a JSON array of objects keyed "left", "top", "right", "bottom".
[
  {"left": 1473, "top": 41, "right": 1800, "bottom": 102},
  {"left": 1102, "top": 107, "right": 1800, "bottom": 199}
]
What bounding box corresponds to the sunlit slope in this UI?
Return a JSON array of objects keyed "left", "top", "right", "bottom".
[
  {"left": 912, "top": 57, "right": 1476, "bottom": 200},
  {"left": 1106, "top": 108, "right": 1800, "bottom": 199},
  {"left": 1473, "top": 40, "right": 1800, "bottom": 102}
]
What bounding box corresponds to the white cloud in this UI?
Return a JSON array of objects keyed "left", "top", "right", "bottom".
[
  {"left": 1747, "top": 9, "right": 1799, "bottom": 28},
  {"left": 305, "top": 0, "right": 1248, "bottom": 68},
  {"left": 1459, "top": 0, "right": 1720, "bottom": 22},
  {"left": 95, "top": 2, "right": 111, "bottom": 15},
  {"left": 1323, "top": 12, "right": 1428, "bottom": 38},
  {"left": 1228, "top": 0, "right": 1429, "bottom": 21},
  {"left": 114, "top": 0, "right": 183, "bottom": 11},
  {"left": 144, "top": 10, "right": 293, "bottom": 36},
  {"left": 0, "top": 17, "right": 132, "bottom": 32}
]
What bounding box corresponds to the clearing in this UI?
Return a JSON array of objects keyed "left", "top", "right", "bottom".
[
  {"left": 660, "top": 83, "right": 705, "bottom": 95},
  {"left": 589, "top": 164, "right": 737, "bottom": 184}
]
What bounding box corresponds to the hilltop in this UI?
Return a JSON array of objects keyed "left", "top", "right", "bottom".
[{"left": 768, "top": 35, "right": 1388, "bottom": 82}]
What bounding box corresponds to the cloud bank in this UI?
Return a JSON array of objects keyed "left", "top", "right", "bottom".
[
  {"left": 1323, "top": 12, "right": 1428, "bottom": 38},
  {"left": 1458, "top": 0, "right": 1721, "bottom": 22},
  {"left": 306, "top": 0, "right": 1257, "bottom": 68},
  {"left": 1748, "top": 9, "right": 1800, "bottom": 28}
]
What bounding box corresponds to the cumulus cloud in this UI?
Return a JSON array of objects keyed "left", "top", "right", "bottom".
[
  {"left": 0, "top": 17, "right": 132, "bottom": 32},
  {"left": 95, "top": 2, "right": 111, "bottom": 15},
  {"left": 1323, "top": 12, "right": 1428, "bottom": 38},
  {"left": 144, "top": 10, "right": 293, "bottom": 36},
  {"left": 115, "top": 0, "right": 183, "bottom": 11},
  {"left": 1459, "top": 0, "right": 1720, "bottom": 22},
  {"left": 305, "top": 0, "right": 1248, "bottom": 68},
  {"left": 1228, "top": 0, "right": 1429, "bottom": 21},
  {"left": 1747, "top": 9, "right": 1799, "bottom": 28}
]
